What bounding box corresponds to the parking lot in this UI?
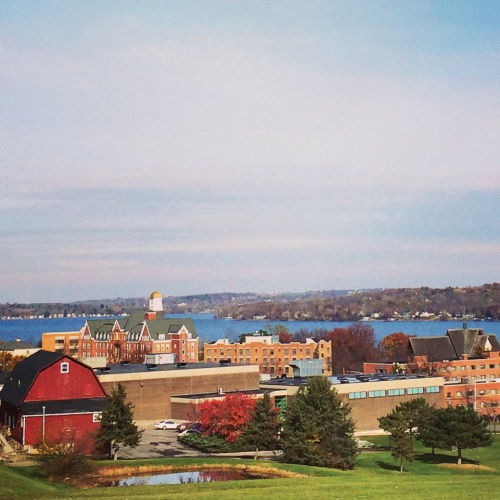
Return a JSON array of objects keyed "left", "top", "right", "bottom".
[{"left": 118, "top": 428, "right": 207, "bottom": 460}]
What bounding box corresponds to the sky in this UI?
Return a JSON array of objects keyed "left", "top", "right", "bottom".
[{"left": 1, "top": 1, "right": 500, "bottom": 303}]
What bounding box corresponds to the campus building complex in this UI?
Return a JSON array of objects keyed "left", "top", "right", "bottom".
[
  {"left": 262, "top": 373, "right": 445, "bottom": 433},
  {"left": 204, "top": 334, "right": 332, "bottom": 376},
  {"left": 42, "top": 292, "right": 199, "bottom": 365},
  {"left": 364, "top": 327, "right": 500, "bottom": 417}
]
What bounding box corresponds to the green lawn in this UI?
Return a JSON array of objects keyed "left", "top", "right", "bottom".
[{"left": 2, "top": 436, "right": 499, "bottom": 500}]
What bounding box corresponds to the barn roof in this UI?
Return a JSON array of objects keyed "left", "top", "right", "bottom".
[{"left": 0, "top": 350, "right": 64, "bottom": 406}]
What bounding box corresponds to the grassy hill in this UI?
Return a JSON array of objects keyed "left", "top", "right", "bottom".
[{"left": 1, "top": 435, "right": 499, "bottom": 500}]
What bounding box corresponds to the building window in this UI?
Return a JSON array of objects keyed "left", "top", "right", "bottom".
[
  {"left": 368, "top": 390, "right": 386, "bottom": 398},
  {"left": 93, "top": 413, "right": 101, "bottom": 423},
  {"left": 60, "top": 362, "right": 69, "bottom": 374},
  {"left": 461, "top": 366, "right": 466, "bottom": 371},
  {"left": 456, "top": 391, "right": 462, "bottom": 397},
  {"left": 348, "top": 392, "right": 367, "bottom": 400},
  {"left": 471, "top": 365, "right": 476, "bottom": 370},
  {"left": 407, "top": 387, "right": 424, "bottom": 395},
  {"left": 388, "top": 389, "right": 405, "bottom": 396},
  {"left": 480, "top": 365, "right": 486, "bottom": 370},
  {"left": 446, "top": 392, "right": 451, "bottom": 398},
  {"left": 426, "top": 386, "right": 440, "bottom": 393},
  {"left": 451, "top": 377, "right": 458, "bottom": 382},
  {"left": 490, "top": 364, "right": 495, "bottom": 369},
  {"left": 491, "top": 390, "right": 497, "bottom": 395}
]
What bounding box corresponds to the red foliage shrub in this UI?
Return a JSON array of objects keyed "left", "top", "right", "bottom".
[{"left": 198, "top": 393, "right": 256, "bottom": 442}]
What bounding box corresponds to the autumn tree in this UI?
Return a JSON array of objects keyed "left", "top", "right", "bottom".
[
  {"left": 93, "top": 384, "right": 142, "bottom": 460},
  {"left": 240, "top": 393, "right": 281, "bottom": 456},
  {"left": 278, "top": 331, "right": 292, "bottom": 343},
  {"left": 327, "top": 324, "right": 378, "bottom": 374},
  {"left": 0, "top": 352, "right": 25, "bottom": 371},
  {"left": 198, "top": 393, "right": 256, "bottom": 443},
  {"left": 281, "top": 376, "right": 358, "bottom": 469},
  {"left": 378, "top": 332, "right": 415, "bottom": 361}
]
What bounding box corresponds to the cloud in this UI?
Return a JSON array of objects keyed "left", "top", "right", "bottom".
[{"left": 1, "top": 3, "right": 500, "bottom": 301}]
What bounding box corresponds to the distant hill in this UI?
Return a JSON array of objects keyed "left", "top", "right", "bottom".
[
  {"left": 0, "top": 289, "right": 358, "bottom": 319},
  {"left": 213, "top": 284, "right": 500, "bottom": 322},
  {"left": 2, "top": 284, "right": 499, "bottom": 321}
]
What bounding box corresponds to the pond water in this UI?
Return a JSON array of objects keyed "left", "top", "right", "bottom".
[{"left": 96, "top": 468, "right": 266, "bottom": 487}]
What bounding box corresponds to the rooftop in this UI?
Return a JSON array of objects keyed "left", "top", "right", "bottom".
[
  {"left": 93, "top": 361, "right": 250, "bottom": 375},
  {"left": 172, "top": 388, "right": 271, "bottom": 399},
  {"left": 261, "top": 373, "right": 438, "bottom": 387}
]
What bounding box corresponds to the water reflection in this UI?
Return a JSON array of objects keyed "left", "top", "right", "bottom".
[{"left": 99, "top": 469, "right": 264, "bottom": 487}]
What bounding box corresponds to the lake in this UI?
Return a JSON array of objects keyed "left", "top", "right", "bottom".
[{"left": 1, "top": 313, "right": 500, "bottom": 344}]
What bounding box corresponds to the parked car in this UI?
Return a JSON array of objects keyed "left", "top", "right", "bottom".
[
  {"left": 177, "top": 422, "right": 192, "bottom": 432},
  {"left": 177, "top": 422, "right": 201, "bottom": 433},
  {"left": 178, "top": 429, "right": 201, "bottom": 437},
  {"left": 154, "top": 420, "right": 178, "bottom": 430}
]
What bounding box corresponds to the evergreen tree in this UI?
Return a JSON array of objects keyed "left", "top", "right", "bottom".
[
  {"left": 94, "top": 383, "right": 142, "bottom": 460},
  {"left": 430, "top": 405, "right": 492, "bottom": 464},
  {"left": 379, "top": 397, "right": 434, "bottom": 471},
  {"left": 280, "top": 376, "right": 358, "bottom": 470},
  {"left": 379, "top": 398, "right": 433, "bottom": 442},
  {"left": 239, "top": 392, "right": 281, "bottom": 457},
  {"left": 416, "top": 408, "right": 441, "bottom": 454},
  {"left": 390, "top": 430, "right": 413, "bottom": 473}
]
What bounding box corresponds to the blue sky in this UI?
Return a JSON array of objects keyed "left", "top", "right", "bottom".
[{"left": 1, "top": 1, "right": 500, "bottom": 302}]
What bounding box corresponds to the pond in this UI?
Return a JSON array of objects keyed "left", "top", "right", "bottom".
[{"left": 95, "top": 468, "right": 268, "bottom": 487}]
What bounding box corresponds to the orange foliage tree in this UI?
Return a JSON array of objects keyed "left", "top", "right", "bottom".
[
  {"left": 0, "top": 351, "right": 25, "bottom": 371},
  {"left": 198, "top": 393, "right": 256, "bottom": 442},
  {"left": 378, "top": 332, "right": 415, "bottom": 361}
]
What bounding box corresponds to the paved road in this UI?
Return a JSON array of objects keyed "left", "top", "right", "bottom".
[{"left": 118, "top": 429, "right": 207, "bottom": 459}]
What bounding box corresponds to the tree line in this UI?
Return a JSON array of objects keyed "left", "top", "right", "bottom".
[{"left": 215, "top": 283, "right": 500, "bottom": 321}]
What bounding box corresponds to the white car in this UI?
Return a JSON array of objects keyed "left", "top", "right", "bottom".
[{"left": 154, "top": 420, "right": 178, "bottom": 430}]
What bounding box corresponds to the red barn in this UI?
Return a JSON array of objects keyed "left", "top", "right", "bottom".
[{"left": 0, "top": 350, "right": 107, "bottom": 453}]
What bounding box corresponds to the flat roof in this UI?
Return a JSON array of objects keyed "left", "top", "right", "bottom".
[
  {"left": 261, "top": 373, "right": 439, "bottom": 387},
  {"left": 93, "top": 361, "right": 249, "bottom": 375},
  {"left": 173, "top": 389, "right": 272, "bottom": 400}
]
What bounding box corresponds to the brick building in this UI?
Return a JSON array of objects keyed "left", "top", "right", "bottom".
[
  {"left": 42, "top": 291, "right": 199, "bottom": 365},
  {"left": 96, "top": 361, "right": 260, "bottom": 422},
  {"left": 204, "top": 334, "right": 332, "bottom": 376},
  {"left": 363, "top": 327, "right": 500, "bottom": 417}
]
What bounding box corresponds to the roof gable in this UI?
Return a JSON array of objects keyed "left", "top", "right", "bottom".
[
  {"left": 145, "top": 318, "right": 198, "bottom": 340},
  {"left": 0, "top": 350, "right": 64, "bottom": 405}
]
